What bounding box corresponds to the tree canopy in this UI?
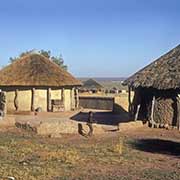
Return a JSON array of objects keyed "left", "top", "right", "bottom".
[{"left": 9, "top": 50, "right": 68, "bottom": 70}]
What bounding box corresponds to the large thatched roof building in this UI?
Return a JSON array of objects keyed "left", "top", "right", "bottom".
[
  {"left": 0, "top": 53, "right": 81, "bottom": 113},
  {"left": 124, "top": 44, "right": 180, "bottom": 128}
]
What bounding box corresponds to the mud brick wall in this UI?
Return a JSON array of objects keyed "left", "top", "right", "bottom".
[{"left": 79, "top": 96, "right": 114, "bottom": 110}]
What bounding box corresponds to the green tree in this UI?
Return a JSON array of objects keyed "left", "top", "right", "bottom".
[
  {"left": 9, "top": 49, "right": 35, "bottom": 63},
  {"left": 51, "top": 55, "right": 68, "bottom": 70},
  {"left": 9, "top": 50, "right": 68, "bottom": 70},
  {"left": 38, "top": 50, "right": 51, "bottom": 59}
]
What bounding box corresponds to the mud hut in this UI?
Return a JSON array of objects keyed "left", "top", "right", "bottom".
[
  {"left": 124, "top": 44, "right": 180, "bottom": 129},
  {"left": 0, "top": 53, "right": 82, "bottom": 113}
]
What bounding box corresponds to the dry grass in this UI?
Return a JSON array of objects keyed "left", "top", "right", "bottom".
[
  {"left": 111, "top": 138, "right": 123, "bottom": 155},
  {"left": 0, "top": 128, "right": 180, "bottom": 180}
]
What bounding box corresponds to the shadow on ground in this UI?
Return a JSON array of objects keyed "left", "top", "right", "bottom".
[
  {"left": 131, "top": 138, "right": 180, "bottom": 157},
  {"left": 71, "top": 105, "right": 129, "bottom": 126}
]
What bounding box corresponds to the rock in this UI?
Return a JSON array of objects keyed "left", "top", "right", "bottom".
[
  {"left": 15, "top": 117, "right": 108, "bottom": 137},
  {"left": 37, "top": 119, "right": 78, "bottom": 135},
  {"left": 154, "top": 123, "right": 158, "bottom": 128},
  {"left": 159, "top": 124, "right": 164, "bottom": 128},
  {"left": 19, "top": 160, "right": 29, "bottom": 166},
  {"left": 0, "top": 110, "right": 4, "bottom": 117},
  {"left": 155, "top": 123, "right": 160, "bottom": 128},
  {"left": 164, "top": 123, "right": 169, "bottom": 130},
  {"left": 7, "top": 177, "right": 15, "bottom": 180},
  {"left": 148, "top": 120, "right": 153, "bottom": 128},
  {"left": 35, "top": 107, "right": 42, "bottom": 113}
]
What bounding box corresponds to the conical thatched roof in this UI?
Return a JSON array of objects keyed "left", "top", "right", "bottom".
[
  {"left": 82, "top": 79, "right": 104, "bottom": 90},
  {"left": 124, "top": 44, "right": 180, "bottom": 90},
  {"left": 0, "top": 53, "right": 81, "bottom": 87}
]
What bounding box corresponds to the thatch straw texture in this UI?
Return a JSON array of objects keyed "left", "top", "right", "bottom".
[
  {"left": 124, "top": 44, "right": 180, "bottom": 90},
  {"left": 0, "top": 53, "right": 81, "bottom": 87},
  {"left": 82, "top": 79, "right": 104, "bottom": 90}
]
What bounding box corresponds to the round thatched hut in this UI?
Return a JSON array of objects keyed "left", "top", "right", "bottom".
[
  {"left": 80, "top": 78, "right": 104, "bottom": 93},
  {"left": 124, "top": 44, "right": 180, "bottom": 129},
  {"left": 0, "top": 53, "right": 82, "bottom": 113}
]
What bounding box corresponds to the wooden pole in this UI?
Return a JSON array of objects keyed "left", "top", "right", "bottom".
[
  {"left": 177, "top": 97, "right": 180, "bottom": 131},
  {"left": 71, "top": 88, "right": 75, "bottom": 110},
  {"left": 77, "top": 89, "right": 79, "bottom": 109},
  {"left": 128, "top": 86, "right": 132, "bottom": 116},
  {"left": 14, "top": 89, "right": 19, "bottom": 111},
  {"left": 134, "top": 104, "right": 141, "bottom": 121},
  {"left": 61, "top": 88, "right": 65, "bottom": 109},
  {"left": 3, "top": 92, "right": 7, "bottom": 116},
  {"left": 1, "top": 91, "right": 7, "bottom": 116},
  {"left": 151, "top": 96, "right": 156, "bottom": 128},
  {"left": 31, "top": 88, "right": 35, "bottom": 112},
  {"left": 75, "top": 88, "right": 79, "bottom": 109},
  {"left": 47, "top": 88, "right": 51, "bottom": 112}
]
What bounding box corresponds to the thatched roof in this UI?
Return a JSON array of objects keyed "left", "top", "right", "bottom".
[
  {"left": 0, "top": 53, "right": 81, "bottom": 87},
  {"left": 124, "top": 44, "right": 180, "bottom": 90},
  {"left": 82, "top": 79, "right": 104, "bottom": 90}
]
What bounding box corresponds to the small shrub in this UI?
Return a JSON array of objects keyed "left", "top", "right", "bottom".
[{"left": 112, "top": 138, "right": 123, "bottom": 155}]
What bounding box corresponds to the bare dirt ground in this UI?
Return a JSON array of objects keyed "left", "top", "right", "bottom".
[
  {"left": 0, "top": 125, "right": 179, "bottom": 180},
  {"left": 0, "top": 93, "right": 179, "bottom": 180}
]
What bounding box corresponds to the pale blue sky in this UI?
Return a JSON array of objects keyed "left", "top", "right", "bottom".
[{"left": 0, "top": 0, "right": 180, "bottom": 77}]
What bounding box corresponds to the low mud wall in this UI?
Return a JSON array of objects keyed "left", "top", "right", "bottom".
[{"left": 79, "top": 96, "right": 114, "bottom": 110}]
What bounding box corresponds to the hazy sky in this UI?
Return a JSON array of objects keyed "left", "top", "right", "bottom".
[{"left": 0, "top": 0, "right": 180, "bottom": 77}]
